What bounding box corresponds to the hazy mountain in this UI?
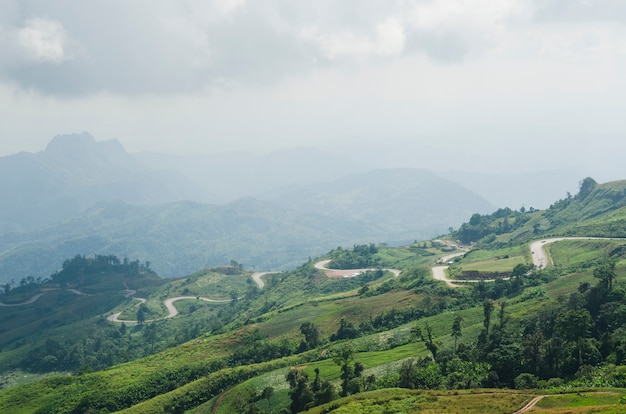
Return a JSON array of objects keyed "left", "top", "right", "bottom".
[
  {"left": 326, "top": 139, "right": 588, "bottom": 210},
  {"left": 0, "top": 198, "right": 389, "bottom": 284},
  {"left": 440, "top": 168, "right": 585, "bottom": 210},
  {"left": 0, "top": 167, "right": 496, "bottom": 284},
  {"left": 0, "top": 132, "right": 200, "bottom": 232},
  {"left": 266, "top": 168, "right": 495, "bottom": 243},
  {"left": 134, "top": 146, "right": 370, "bottom": 203}
]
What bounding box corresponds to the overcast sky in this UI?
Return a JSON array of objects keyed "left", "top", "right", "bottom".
[{"left": 2, "top": 0, "right": 626, "bottom": 180}]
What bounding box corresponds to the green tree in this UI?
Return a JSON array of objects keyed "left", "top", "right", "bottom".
[
  {"left": 261, "top": 386, "right": 274, "bottom": 412},
  {"left": 483, "top": 300, "right": 494, "bottom": 336},
  {"left": 286, "top": 369, "right": 314, "bottom": 413},
  {"left": 333, "top": 344, "right": 363, "bottom": 397},
  {"left": 423, "top": 322, "right": 438, "bottom": 361},
  {"left": 299, "top": 322, "right": 320, "bottom": 350},
  {"left": 451, "top": 314, "right": 463, "bottom": 352},
  {"left": 137, "top": 304, "right": 147, "bottom": 325},
  {"left": 593, "top": 259, "right": 616, "bottom": 294}
]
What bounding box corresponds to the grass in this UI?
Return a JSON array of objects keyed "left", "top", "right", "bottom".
[
  {"left": 535, "top": 391, "right": 626, "bottom": 413},
  {"left": 548, "top": 239, "right": 626, "bottom": 268},
  {"left": 4, "top": 227, "right": 626, "bottom": 413},
  {"left": 307, "top": 388, "right": 535, "bottom": 414},
  {"left": 448, "top": 244, "right": 530, "bottom": 275}
]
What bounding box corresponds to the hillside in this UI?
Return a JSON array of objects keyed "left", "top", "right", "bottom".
[{"left": 1, "top": 177, "right": 626, "bottom": 413}]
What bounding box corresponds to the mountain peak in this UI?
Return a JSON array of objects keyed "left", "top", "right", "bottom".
[{"left": 45, "top": 132, "right": 96, "bottom": 154}]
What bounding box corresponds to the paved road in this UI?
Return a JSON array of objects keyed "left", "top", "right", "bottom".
[
  {"left": 107, "top": 295, "right": 231, "bottom": 323},
  {"left": 0, "top": 288, "right": 86, "bottom": 307},
  {"left": 431, "top": 251, "right": 468, "bottom": 287},
  {"left": 529, "top": 237, "right": 621, "bottom": 268},
  {"left": 251, "top": 271, "right": 280, "bottom": 289},
  {"left": 0, "top": 292, "right": 49, "bottom": 306},
  {"left": 433, "top": 237, "right": 625, "bottom": 287},
  {"left": 314, "top": 260, "right": 401, "bottom": 278}
]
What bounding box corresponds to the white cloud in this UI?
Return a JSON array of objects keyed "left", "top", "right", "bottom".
[
  {"left": 304, "top": 18, "right": 406, "bottom": 60},
  {"left": 408, "top": 0, "right": 530, "bottom": 32},
  {"left": 16, "top": 17, "right": 71, "bottom": 64}
]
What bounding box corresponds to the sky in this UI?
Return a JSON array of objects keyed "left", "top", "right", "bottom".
[{"left": 2, "top": 0, "right": 626, "bottom": 180}]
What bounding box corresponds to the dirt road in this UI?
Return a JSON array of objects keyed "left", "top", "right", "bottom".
[{"left": 511, "top": 395, "right": 544, "bottom": 414}]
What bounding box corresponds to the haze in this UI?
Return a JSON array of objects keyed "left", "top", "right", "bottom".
[{"left": 2, "top": 1, "right": 626, "bottom": 186}]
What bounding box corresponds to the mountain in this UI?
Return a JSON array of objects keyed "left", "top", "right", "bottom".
[
  {"left": 0, "top": 132, "right": 200, "bottom": 232},
  {"left": 266, "top": 168, "right": 495, "bottom": 243},
  {"left": 440, "top": 168, "right": 585, "bottom": 210},
  {"left": 0, "top": 198, "right": 388, "bottom": 283},
  {"left": 134, "top": 146, "right": 370, "bottom": 203},
  {"left": 0, "top": 167, "right": 494, "bottom": 284}
]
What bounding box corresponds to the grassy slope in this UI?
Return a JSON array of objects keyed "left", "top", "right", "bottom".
[
  {"left": 3, "top": 236, "right": 625, "bottom": 413},
  {"left": 4, "top": 180, "right": 626, "bottom": 412}
]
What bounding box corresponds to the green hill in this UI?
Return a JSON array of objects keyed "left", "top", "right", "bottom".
[{"left": 2, "top": 178, "right": 626, "bottom": 413}]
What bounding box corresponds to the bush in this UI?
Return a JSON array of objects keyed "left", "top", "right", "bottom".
[{"left": 514, "top": 373, "right": 538, "bottom": 389}]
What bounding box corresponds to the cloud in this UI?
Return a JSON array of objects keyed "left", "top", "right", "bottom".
[
  {"left": 0, "top": 0, "right": 625, "bottom": 97},
  {"left": 304, "top": 19, "right": 406, "bottom": 60},
  {"left": 15, "top": 17, "right": 71, "bottom": 64}
]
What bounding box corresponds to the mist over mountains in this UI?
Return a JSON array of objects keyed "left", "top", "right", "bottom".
[{"left": 0, "top": 132, "right": 581, "bottom": 283}]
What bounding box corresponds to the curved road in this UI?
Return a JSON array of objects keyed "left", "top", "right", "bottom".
[
  {"left": 435, "top": 237, "right": 625, "bottom": 287},
  {"left": 529, "top": 237, "right": 621, "bottom": 269},
  {"left": 107, "top": 295, "right": 231, "bottom": 323},
  {"left": 251, "top": 271, "right": 280, "bottom": 289},
  {"left": 0, "top": 288, "right": 88, "bottom": 307},
  {"left": 314, "top": 260, "right": 401, "bottom": 278},
  {"left": 431, "top": 251, "right": 468, "bottom": 287}
]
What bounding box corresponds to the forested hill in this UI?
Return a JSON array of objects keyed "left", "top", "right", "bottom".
[{"left": 452, "top": 177, "right": 626, "bottom": 245}]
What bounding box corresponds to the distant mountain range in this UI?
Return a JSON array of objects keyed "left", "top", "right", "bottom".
[{"left": 0, "top": 133, "right": 500, "bottom": 282}]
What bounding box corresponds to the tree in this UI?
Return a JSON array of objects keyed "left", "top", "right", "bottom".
[
  {"left": 593, "top": 259, "right": 616, "bottom": 294},
  {"left": 423, "top": 322, "right": 438, "bottom": 361},
  {"left": 261, "top": 386, "right": 274, "bottom": 412},
  {"left": 483, "top": 299, "right": 493, "bottom": 337},
  {"left": 555, "top": 309, "right": 591, "bottom": 365},
  {"left": 299, "top": 322, "right": 320, "bottom": 350},
  {"left": 230, "top": 290, "right": 239, "bottom": 307},
  {"left": 333, "top": 344, "right": 363, "bottom": 397},
  {"left": 578, "top": 177, "right": 597, "bottom": 200},
  {"left": 331, "top": 318, "right": 360, "bottom": 341},
  {"left": 286, "top": 369, "right": 314, "bottom": 413},
  {"left": 451, "top": 315, "right": 463, "bottom": 352},
  {"left": 137, "top": 304, "right": 147, "bottom": 325}
]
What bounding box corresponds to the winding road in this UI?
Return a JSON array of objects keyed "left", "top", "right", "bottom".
[
  {"left": 431, "top": 251, "right": 468, "bottom": 287},
  {"left": 0, "top": 288, "right": 88, "bottom": 307},
  {"left": 529, "top": 237, "right": 621, "bottom": 268},
  {"left": 314, "top": 259, "right": 401, "bottom": 278},
  {"left": 251, "top": 271, "right": 280, "bottom": 289},
  {"left": 107, "top": 295, "right": 231, "bottom": 323},
  {"left": 434, "top": 236, "right": 625, "bottom": 287}
]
